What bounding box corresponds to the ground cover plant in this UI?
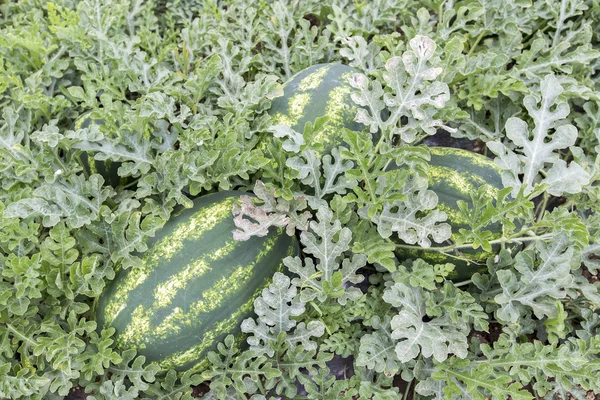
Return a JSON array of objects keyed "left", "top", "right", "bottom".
[{"left": 1, "top": 0, "right": 600, "bottom": 399}]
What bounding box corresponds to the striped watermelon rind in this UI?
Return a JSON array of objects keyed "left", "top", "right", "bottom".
[
  {"left": 71, "top": 111, "right": 127, "bottom": 187},
  {"left": 393, "top": 147, "right": 518, "bottom": 280},
  {"left": 267, "top": 63, "right": 366, "bottom": 156},
  {"left": 95, "top": 191, "right": 298, "bottom": 372}
]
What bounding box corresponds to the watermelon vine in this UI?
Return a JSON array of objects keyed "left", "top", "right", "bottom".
[{"left": 0, "top": 1, "right": 599, "bottom": 399}]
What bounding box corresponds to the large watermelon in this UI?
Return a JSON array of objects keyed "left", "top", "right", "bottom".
[
  {"left": 71, "top": 111, "right": 127, "bottom": 187},
  {"left": 268, "top": 63, "right": 366, "bottom": 156},
  {"left": 95, "top": 191, "right": 298, "bottom": 372},
  {"left": 392, "top": 147, "right": 518, "bottom": 280}
]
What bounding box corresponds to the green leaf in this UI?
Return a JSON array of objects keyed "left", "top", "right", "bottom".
[
  {"left": 78, "top": 327, "right": 122, "bottom": 381},
  {"left": 232, "top": 181, "right": 311, "bottom": 240},
  {"left": 487, "top": 74, "right": 590, "bottom": 197},
  {"left": 434, "top": 358, "right": 533, "bottom": 400},
  {"left": 495, "top": 233, "right": 599, "bottom": 323},
  {"left": 95, "top": 349, "right": 158, "bottom": 393},
  {"left": 144, "top": 369, "right": 204, "bottom": 400},
  {"left": 287, "top": 145, "right": 358, "bottom": 200},
  {"left": 207, "top": 337, "right": 280, "bottom": 399},
  {"left": 447, "top": 333, "right": 600, "bottom": 397},
  {"left": 33, "top": 311, "right": 94, "bottom": 370},
  {"left": 88, "top": 379, "right": 140, "bottom": 400},
  {"left": 285, "top": 204, "right": 366, "bottom": 303},
  {"left": 266, "top": 344, "right": 333, "bottom": 398},
  {"left": 356, "top": 315, "right": 401, "bottom": 375},
  {"left": 455, "top": 95, "right": 521, "bottom": 141},
  {"left": 383, "top": 282, "right": 466, "bottom": 362},
  {"left": 2, "top": 254, "right": 44, "bottom": 313},
  {"left": 107, "top": 210, "right": 165, "bottom": 269},
  {"left": 72, "top": 133, "right": 154, "bottom": 178},
  {"left": 241, "top": 273, "right": 324, "bottom": 357},
  {"left": 363, "top": 182, "right": 452, "bottom": 248},
  {"left": 351, "top": 221, "right": 397, "bottom": 272},
  {"left": 5, "top": 174, "right": 113, "bottom": 228},
  {"left": 0, "top": 363, "right": 50, "bottom": 400},
  {"left": 349, "top": 35, "right": 452, "bottom": 144},
  {"left": 513, "top": 37, "right": 600, "bottom": 81},
  {"left": 340, "top": 35, "right": 384, "bottom": 76}
]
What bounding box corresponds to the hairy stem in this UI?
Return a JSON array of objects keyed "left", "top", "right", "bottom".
[{"left": 394, "top": 232, "right": 554, "bottom": 253}]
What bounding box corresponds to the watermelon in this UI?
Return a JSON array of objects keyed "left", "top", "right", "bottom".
[
  {"left": 94, "top": 191, "right": 298, "bottom": 371},
  {"left": 268, "top": 63, "right": 366, "bottom": 156},
  {"left": 392, "top": 147, "right": 517, "bottom": 280},
  {"left": 71, "top": 111, "right": 127, "bottom": 187}
]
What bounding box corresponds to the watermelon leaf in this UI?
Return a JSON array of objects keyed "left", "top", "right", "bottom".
[
  {"left": 5, "top": 174, "right": 113, "bottom": 228},
  {"left": 106, "top": 210, "right": 164, "bottom": 270},
  {"left": 144, "top": 369, "right": 204, "bottom": 400},
  {"left": 268, "top": 344, "right": 334, "bottom": 398},
  {"left": 287, "top": 146, "right": 357, "bottom": 199},
  {"left": 269, "top": 124, "right": 305, "bottom": 153},
  {"left": 362, "top": 175, "right": 452, "bottom": 248},
  {"left": 207, "top": 337, "right": 280, "bottom": 399},
  {"left": 488, "top": 74, "right": 591, "bottom": 197},
  {"left": 284, "top": 204, "right": 367, "bottom": 303},
  {"left": 232, "top": 195, "right": 290, "bottom": 241},
  {"left": 494, "top": 232, "right": 600, "bottom": 324},
  {"left": 351, "top": 221, "right": 397, "bottom": 272},
  {"left": 105, "top": 349, "right": 160, "bottom": 391},
  {"left": 355, "top": 367, "right": 401, "bottom": 399},
  {"left": 0, "top": 363, "right": 50, "bottom": 400},
  {"left": 348, "top": 35, "right": 452, "bottom": 144},
  {"left": 383, "top": 282, "right": 469, "bottom": 363},
  {"left": 432, "top": 357, "right": 533, "bottom": 400},
  {"left": 428, "top": 334, "right": 600, "bottom": 399},
  {"left": 340, "top": 36, "right": 383, "bottom": 76},
  {"left": 455, "top": 95, "right": 521, "bottom": 141},
  {"left": 72, "top": 132, "right": 154, "bottom": 178},
  {"left": 341, "top": 128, "right": 417, "bottom": 216},
  {"left": 241, "top": 273, "right": 325, "bottom": 357},
  {"left": 455, "top": 186, "right": 534, "bottom": 252},
  {"left": 258, "top": 2, "right": 331, "bottom": 80},
  {"left": 78, "top": 327, "right": 123, "bottom": 382},
  {"left": 373, "top": 268, "right": 487, "bottom": 364},
  {"left": 232, "top": 180, "right": 311, "bottom": 240},
  {"left": 87, "top": 379, "right": 140, "bottom": 400},
  {"left": 83, "top": 348, "right": 160, "bottom": 400},
  {"left": 2, "top": 254, "right": 44, "bottom": 310},
  {"left": 356, "top": 315, "right": 401, "bottom": 375},
  {"left": 582, "top": 213, "right": 600, "bottom": 274},
  {"left": 321, "top": 148, "right": 359, "bottom": 197}
]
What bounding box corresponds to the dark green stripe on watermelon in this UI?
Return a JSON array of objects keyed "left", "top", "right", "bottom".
[
  {"left": 71, "top": 111, "right": 127, "bottom": 187},
  {"left": 268, "top": 63, "right": 366, "bottom": 156},
  {"left": 95, "top": 191, "right": 298, "bottom": 372},
  {"left": 392, "top": 147, "right": 518, "bottom": 281}
]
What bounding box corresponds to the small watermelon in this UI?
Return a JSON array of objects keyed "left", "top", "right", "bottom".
[{"left": 95, "top": 191, "right": 298, "bottom": 372}]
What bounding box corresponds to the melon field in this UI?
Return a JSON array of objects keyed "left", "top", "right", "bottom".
[{"left": 1, "top": 1, "right": 600, "bottom": 399}]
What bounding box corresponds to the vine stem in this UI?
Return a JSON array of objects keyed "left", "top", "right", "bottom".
[
  {"left": 535, "top": 193, "right": 550, "bottom": 220},
  {"left": 122, "top": 178, "right": 140, "bottom": 190},
  {"left": 403, "top": 377, "right": 413, "bottom": 399},
  {"left": 5, "top": 323, "right": 37, "bottom": 347},
  {"left": 394, "top": 233, "right": 554, "bottom": 253},
  {"left": 256, "top": 377, "right": 266, "bottom": 395},
  {"left": 453, "top": 279, "right": 472, "bottom": 288},
  {"left": 467, "top": 31, "right": 487, "bottom": 57}
]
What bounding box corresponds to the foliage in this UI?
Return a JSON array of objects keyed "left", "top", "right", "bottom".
[{"left": 0, "top": 0, "right": 599, "bottom": 399}]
